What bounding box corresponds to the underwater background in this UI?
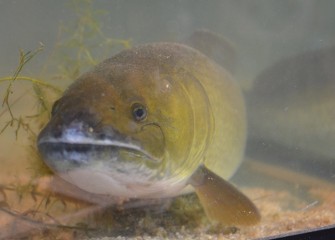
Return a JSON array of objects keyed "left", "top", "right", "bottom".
[{"left": 1, "top": 1, "right": 335, "bottom": 239}]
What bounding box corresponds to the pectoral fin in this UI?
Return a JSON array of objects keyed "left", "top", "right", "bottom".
[{"left": 189, "top": 164, "right": 260, "bottom": 226}]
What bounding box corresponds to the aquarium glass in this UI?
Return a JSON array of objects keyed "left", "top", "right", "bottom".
[{"left": 1, "top": 1, "right": 335, "bottom": 239}]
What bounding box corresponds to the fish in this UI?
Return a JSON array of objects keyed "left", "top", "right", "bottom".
[
  {"left": 247, "top": 46, "right": 335, "bottom": 162},
  {"left": 37, "top": 38, "right": 260, "bottom": 226}
]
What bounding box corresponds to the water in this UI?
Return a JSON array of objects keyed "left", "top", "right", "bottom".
[{"left": 1, "top": 1, "right": 335, "bottom": 239}]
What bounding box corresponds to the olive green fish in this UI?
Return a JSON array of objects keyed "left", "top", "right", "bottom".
[
  {"left": 247, "top": 46, "right": 335, "bottom": 161},
  {"left": 37, "top": 40, "right": 260, "bottom": 226}
]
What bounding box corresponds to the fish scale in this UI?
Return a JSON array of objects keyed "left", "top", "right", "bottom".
[{"left": 37, "top": 38, "right": 260, "bottom": 226}]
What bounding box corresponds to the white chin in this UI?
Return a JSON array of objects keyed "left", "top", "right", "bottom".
[{"left": 58, "top": 167, "right": 188, "bottom": 199}]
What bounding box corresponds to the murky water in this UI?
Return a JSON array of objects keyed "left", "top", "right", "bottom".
[{"left": 1, "top": 1, "right": 335, "bottom": 239}]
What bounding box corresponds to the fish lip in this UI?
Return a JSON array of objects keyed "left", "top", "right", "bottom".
[
  {"left": 38, "top": 137, "right": 143, "bottom": 151},
  {"left": 37, "top": 137, "right": 159, "bottom": 165}
]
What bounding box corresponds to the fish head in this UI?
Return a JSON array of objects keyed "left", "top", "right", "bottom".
[{"left": 37, "top": 62, "right": 195, "bottom": 198}]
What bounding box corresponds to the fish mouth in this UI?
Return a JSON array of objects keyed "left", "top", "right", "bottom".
[
  {"left": 37, "top": 137, "right": 160, "bottom": 173},
  {"left": 38, "top": 139, "right": 171, "bottom": 197}
]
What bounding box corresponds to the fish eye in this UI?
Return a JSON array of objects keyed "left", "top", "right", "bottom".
[
  {"left": 51, "top": 99, "right": 60, "bottom": 116},
  {"left": 131, "top": 103, "right": 147, "bottom": 122}
]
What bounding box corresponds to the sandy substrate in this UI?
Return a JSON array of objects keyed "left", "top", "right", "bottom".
[{"left": 0, "top": 157, "right": 335, "bottom": 240}]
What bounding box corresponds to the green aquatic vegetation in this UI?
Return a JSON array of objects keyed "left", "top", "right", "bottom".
[
  {"left": 2, "top": 45, "right": 44, "bottom": 119},
  {"left": 0, "top": 1, "right": 132, "bottom": 237},
  {"left": 1, "top": 0, "right": 131, "bottom": 138},
  {"left": 0, "top": 44, "right": 60, "bottom": 137},
  {"left": 0, "top": 44, "right": 62, "bottom": 181},
  {"left": 49, "top": 0, "right": 131, "bottom": 80}
]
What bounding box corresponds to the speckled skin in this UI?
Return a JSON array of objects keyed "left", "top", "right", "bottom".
[{"left": 38, "top": 42, "right": 246, "bottom": 198}]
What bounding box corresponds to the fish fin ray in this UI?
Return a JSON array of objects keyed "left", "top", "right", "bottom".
[{"left": 189, "top": 164, "right": 260, "bottom": 226}]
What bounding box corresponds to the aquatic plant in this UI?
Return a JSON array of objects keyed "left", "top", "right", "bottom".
[
  {"left": 48, "top": 0, "right": 131, "bottom": 80},
  {"left": 0, "top": 0, "right": 131, "bottom": 238},
  {"left": 1, "top": 0, "right": 131, "bottom": 138}
]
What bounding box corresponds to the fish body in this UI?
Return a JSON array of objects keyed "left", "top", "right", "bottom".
[
  {"left": 38, "top": 42, "right": 259, "bottom": 225},
  {"left": 247, "top": 46, "right": 335, "bottom": 161}
]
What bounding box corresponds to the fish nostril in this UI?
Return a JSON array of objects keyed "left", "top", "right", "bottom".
[
  {"left": 52, "top": 127, "right": 63, "bottom": 138},
  {"left": 97, "top": 132, "right": 106, "bottom": 138}
]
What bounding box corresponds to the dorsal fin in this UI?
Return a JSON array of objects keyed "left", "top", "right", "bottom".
[{"left": 186, "top": 29, "right": 236, "bottom": 73}]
